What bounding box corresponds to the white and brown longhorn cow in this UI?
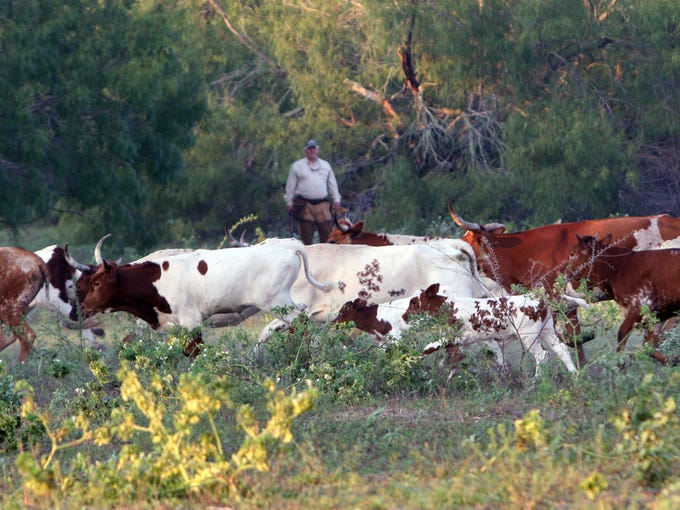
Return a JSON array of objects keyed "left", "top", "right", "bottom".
[
  {"left": 0, "top": 247, "right": 49, "bottom": 361},
  {"left": 29, "top": 245, "right": 105, "bottom": 343},
  {"left": 257, "top": 239, "right": 498, "bottom": 341},
  {"left": 333, "top": 283, "right": 578, "bottom": 377},
  {"left": 80, "top": 237, "right": 336, "bottom": 358}
]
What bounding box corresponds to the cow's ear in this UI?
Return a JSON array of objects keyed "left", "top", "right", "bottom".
[
  {"left": 103, "top": 259, "right": 118, "bottom": 279},
  {"left": 425, "top": 283, "right": 440, "bottom": 296},
  {"left": 350, "top": 221, "right": 365, "bottom": 238},
  {"left": 482, "top": 223, "right": 506, "bottom": 235},
  {"left": 600, "top": 234, "right": 613, "bottom": 246}
]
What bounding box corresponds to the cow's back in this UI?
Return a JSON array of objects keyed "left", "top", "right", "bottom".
[
  {"left": 142, "top": 241, "right": 305, "bottom": 326},
  {"left": 603, "top": 249, "right": 680, "bottom": 307},
  {"left": 291, "top": 243, "right": 484, "bottom": 320},
  {"left": 0, "top": 247, "right": 47, "bottom": 320}
]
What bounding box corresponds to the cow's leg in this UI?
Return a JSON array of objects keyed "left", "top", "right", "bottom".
[
  {"left": 617, "top": 309, "right": 640, "bottom": 353},
  {"left": 641, "top": 317, "right": 677, "bottom": 364},
  {"left": 7, "top": 318, "right": 36, "bottom": 363},
  {"left": 182, "top": 332, "right": 203, "bottom": 360},
  {"left": 519, "top": 332, "right": 548, "bottom": 379},
  {"left": 0, "top": 328, "right": 17, "bottom": 355},
  {"left": 541, "top": 325, "right": 577, "bottom": 374},
  {"left": 444, "top": 343, "right": 465, "bottom": 374},
  {"left": 560, "top": 309, "right": 588, "bottom": 368}
]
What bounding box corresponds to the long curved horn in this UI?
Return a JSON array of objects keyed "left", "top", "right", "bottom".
[
  {"left": 63, "top": 244, "right": 93, "bottom": 272},
  {"left": 94, "top": 234, "right": 112, "bottom": 264},
  {"left": 447, "top": 198, "right": 481, "bottom": 232},
  {"left": 228, "top": 230, "right": 250, "bottom": 247}
]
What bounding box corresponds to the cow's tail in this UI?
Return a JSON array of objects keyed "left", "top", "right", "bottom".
[
  {"left": 296, "top": 249, "right": 337, "bottom": 293},
  {"left": 38, "top": 258, "right": 50, "bottom": 303}
]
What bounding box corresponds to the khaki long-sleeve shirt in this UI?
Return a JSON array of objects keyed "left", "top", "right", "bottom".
[{"left": 284, "top": 157, "right": 341, "bottom": 207}]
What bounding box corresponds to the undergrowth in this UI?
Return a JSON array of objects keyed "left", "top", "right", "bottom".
[{"left": 0, "top": 307, "right": 678, "bottom": 508}]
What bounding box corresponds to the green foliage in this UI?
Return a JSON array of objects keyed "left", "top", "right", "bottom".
[
  {"left": 2, "top": 0, "right": 679, "bottom": 244},
  {"left": 259, "top": 310, "right": 456, "bottom": 403},
  {"left": 0, "top": 369, "right": 22, "bottom": 453},
  {"left": 613, "top": 372, "right": 680, "bottom": 486},
  {"left": 3, "top": 301, "right": 680, "bottom": 507},
  {"left": 0, "top": 0, "right": 208, "bottom": 249},
  {"left": 13, "top": 362, "right": 317, "bottom": 506}
]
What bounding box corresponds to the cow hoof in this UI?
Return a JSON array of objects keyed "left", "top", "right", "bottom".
[{"left": 92, "top": 328, "right": 105, "bottom": 338}]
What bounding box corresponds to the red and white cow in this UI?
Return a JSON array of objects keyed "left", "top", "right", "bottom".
[
  {"left": 29, "top": 245, "right": 104, "bottom": 342},
  {"left": 448, "top": 199, "right": 680, "bottom": 364},
  {"left": 258, "top": 239, "right": 498, "bottom": 341},
  {"left": 333, "top": 283, "right": 577, "bottom": 376},
  {"left": 0, "top": 247, "right": 49, "bottom": 361},
  {"left": 569, "top": 234, "right": 680, "bottom": 363},
  {"left": 80, "top": 237, "right": 335, "bottom": 357},
  {"left": 327, "top": 217, "right": 444, "bottom": 246}
]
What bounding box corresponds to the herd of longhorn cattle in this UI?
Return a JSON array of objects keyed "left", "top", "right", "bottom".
[{"left": 2, "top": 201, "right": 680, "bottom": 375}]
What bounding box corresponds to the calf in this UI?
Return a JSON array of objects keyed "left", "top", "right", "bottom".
[
  {"left": 569, "top": 234, "right": 680, "bottom": 363},
  {"left": 0, "top": 247, "right": 49, "bottom": 361},
  {"left": 81, "top": 237, "right": 335, "bottom": 358},
  {"left": 333, "top": 283, "right": 577, "bottom": 377}
]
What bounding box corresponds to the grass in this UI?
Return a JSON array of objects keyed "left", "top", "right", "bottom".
[{"left": 0, "top": 303, "right": 679, "bottom": 509}]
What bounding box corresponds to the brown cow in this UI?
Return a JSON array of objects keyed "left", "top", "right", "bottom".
[
  {"left": 569, "top": 234, "right": 680, "bottom": 363},
  {"left": 0, "top": 247, "right": 49, "bottom": 361},
  {"left": 448, "top": 199, "right": 680, "bottom": 365},
  {"left": 327, "top": 217, "right": 443, "bottom": 246}
]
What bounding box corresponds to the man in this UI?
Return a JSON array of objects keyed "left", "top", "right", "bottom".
[{"left": 285, "top": 139, "right": 342, "bottom": 244}]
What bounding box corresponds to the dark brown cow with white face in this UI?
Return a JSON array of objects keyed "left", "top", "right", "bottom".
[
  {"left": 30, "top": 245, "right": 103, "bottom": 341},
  {"left": 448, "top": 199, "right": 680, "bottom": 364},
  {"left": 0, "top": 247, "right": 49, "bottom": 361},
  {"left": 569, "top": 234, "right": 680, "bottom": 363}
]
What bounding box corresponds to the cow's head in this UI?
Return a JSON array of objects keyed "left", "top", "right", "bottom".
[
  {"left": 566, "top": 233, "right": 619, "bottom": 294},
  {"left": 569, "top": 234, "right": 614, "bottom": 267},
  {"left": 403, "top": 283, "right": 447, "bottom": 322},
  {"left": 332, "top": 297, "right": 392, "bottom": 337},
  {"left": 447, "top": 198, "right": 507, "bottom": 257},
  {"left": 81, "top": 234, "right": 118, "bottom": 313},
  {"left": 59, "top": 244, "right": 97, "bottom": 321},
  {"left": 327, "top": 216, "right": 365, "bottom": 244},
  {"left": 81, "top": 260, "right": 120, "bottom": 314}
]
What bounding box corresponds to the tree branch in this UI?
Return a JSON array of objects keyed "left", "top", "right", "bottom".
[
  {"left": 344, "top": 79, "right": 398, "bottom": 118},
  {"left": 207, "top": 0, "right": 282, "bottom": 73}
]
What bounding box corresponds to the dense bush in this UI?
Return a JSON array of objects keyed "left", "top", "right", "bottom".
[{"left": 1, "top": 304, "right": 679, "bottom": 508}]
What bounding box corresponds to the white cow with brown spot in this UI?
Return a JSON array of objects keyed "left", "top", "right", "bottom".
[
  {"left": 257, "top": 239, "right": 498, "bottom": 342},
  {"left": 333, "top": 283, "right": 578, "bottom": 377},
  {"left": 80, "top": 237, "right": 335, "bottom": 358}
]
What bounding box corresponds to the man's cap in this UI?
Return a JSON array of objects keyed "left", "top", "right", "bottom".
[{"left": 304, "top": 139, "right": 318, "bottom": 149}]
